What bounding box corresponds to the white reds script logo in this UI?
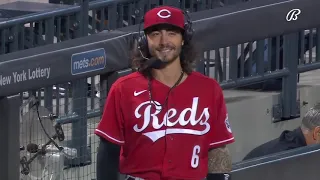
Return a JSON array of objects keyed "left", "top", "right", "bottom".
[
  {"left": 134, "top": 97, "right": 210, "bottom": 142},
  {"left": 157, "top": 9, "right": 171, "bottom": 19},
  {"left": 286, "top": 9, "right": 301, "bottom": 22}
]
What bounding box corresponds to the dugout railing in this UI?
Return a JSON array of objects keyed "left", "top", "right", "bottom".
[{"left": 1, "top": 0, "right": 320, "bottom": 179}]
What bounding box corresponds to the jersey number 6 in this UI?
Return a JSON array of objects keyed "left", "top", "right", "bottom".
[{"left": 191, "top": 145, "right": 200, "bottom": 168}]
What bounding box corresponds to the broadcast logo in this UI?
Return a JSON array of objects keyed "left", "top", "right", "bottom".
[
  {"left": 71, "top": 48, "right": 106, "bottom": 75},
  {"left": 286, "top": 9, "right": 301, "bottom": 22}
]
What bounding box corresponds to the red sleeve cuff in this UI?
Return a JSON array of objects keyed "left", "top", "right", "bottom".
[
  {"left": 209, "top": 137, "right": 235, "bottom": 148},
  {"left": 95, "top": 129, "right": 125, "bottom": 146}
]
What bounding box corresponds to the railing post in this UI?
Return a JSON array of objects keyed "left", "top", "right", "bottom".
[
  {"left": 74, "top": 0, "right": 89, "bottom": 37},
  {"left": 64, "top": 0, "right": 91, "bottom": 167},
  {"left": 81, "top": 0, "right": 89, "bottom": 36},
  {"left": 196, "top": 59, "right": 206, "bottom": 75},
  {"left": 135, "top": 0, "right": 145, "bottom": 23},
  {"left": 229, "top": 46, "right": 238, "bottom": 80},
  {"left": 281, "top": 32, "right": 300, "bottom": 120},
  {"left": 69, "top": 79, "right": 91, "bottom": 166},
  {"left": 256, "top": 40, "right": 265, "bottom": 75},
  {"left": 0, "top": 95, "right": 21, "bottom": 180},
  {"left": 316, "top": 27, "right": 320, "bottom": 62},
  {"left": 163, "top": 0, "right": 180, "bottom": 7},
  {"left": 43, "top": 17, "right": 55, "bottom": 112},
  {"left": 107, "top": 2, "right": 118, "bottom": 30}
]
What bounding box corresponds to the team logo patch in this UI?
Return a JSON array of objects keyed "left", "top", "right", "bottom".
[
  {"left": 225, "top": 115, "right": 232, "bottom": 133},
  {"left": 157, "top": 9, "right": 171, "bottom": 19}
]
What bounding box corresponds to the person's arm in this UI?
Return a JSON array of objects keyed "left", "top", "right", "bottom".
[
  {"left": 206, "top": 83, "right": 235, "bottom": 180},
  {"left": 96, "top": 137, "right": 121, "bottom": 180},
  {"left": 94, "top": 81, "right": 125, "bottom": 180},
  {"left": 207, "top": 145, "right": 232, "bottom": 180}
]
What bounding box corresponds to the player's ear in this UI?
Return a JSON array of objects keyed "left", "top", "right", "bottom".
[
  {"left": 312, "top": 126, "right": 320, "bottom": 140},
  {"left": 316, "top": 126, "right": 320, "bottom": 135}
]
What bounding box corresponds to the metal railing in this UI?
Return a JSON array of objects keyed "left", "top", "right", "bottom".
[
  {"left": 0, "top": 0, "right": 249, "bottom": 55},
  {"left": 0, "top": 0, "right": 320, "bottom": 179}
]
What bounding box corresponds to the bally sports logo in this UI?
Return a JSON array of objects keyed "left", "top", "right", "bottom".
[
  {"left": 134, "top": 97, "right": 210, "bottom": 142},
  {"left": 71, "top": 48, "right": 106, "bottom": 75}
]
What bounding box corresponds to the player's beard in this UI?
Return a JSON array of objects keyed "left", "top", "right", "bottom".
[{"left": 150, "top": 43, "right": 182, "bottom": 65}]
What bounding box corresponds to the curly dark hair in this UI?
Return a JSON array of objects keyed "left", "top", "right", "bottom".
[{"left": 130, "top": 30, "right": 200, "bottom": 77}]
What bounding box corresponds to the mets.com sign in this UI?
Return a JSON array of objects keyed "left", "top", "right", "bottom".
[{"left": 71, "top": 48, "right": 107, "bottom": 75}]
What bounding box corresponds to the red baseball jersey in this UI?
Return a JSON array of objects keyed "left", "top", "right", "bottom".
[{"left": 95, "top": 71, "right": 235, "bottom": 180}]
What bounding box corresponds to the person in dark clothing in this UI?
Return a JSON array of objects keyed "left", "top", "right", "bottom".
[{"left": 243, "top": 104, "right": 320, "bottom": 160}]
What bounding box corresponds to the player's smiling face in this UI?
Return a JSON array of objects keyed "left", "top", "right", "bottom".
[{"left": 146, "top": 24, "right": 184, "bottom": 63}]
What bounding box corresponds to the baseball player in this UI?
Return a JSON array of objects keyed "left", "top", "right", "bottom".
[{"left": 95, "top": 5, "right": 235, "bottom": 180}]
